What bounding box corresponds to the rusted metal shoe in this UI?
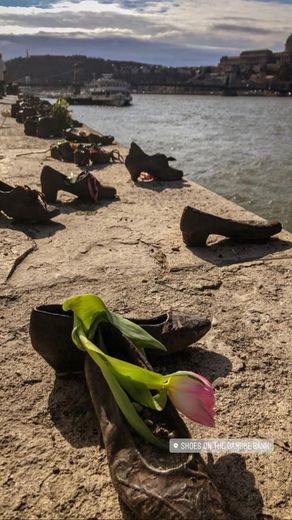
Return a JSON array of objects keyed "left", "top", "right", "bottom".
[
  {"left": 29, "top": 304, "right": 211, "bottom": 376},
  {"left": 0, "top": 180, "right": 59, "bottom": 222},
  {"left": 89, "top": 146, "right": 124, "bottom": 164},
  {"left": 29, "top": 304, "right": 84, "bottom": 376},
  {"left": 131, "top": 311, "right": 211, "bottom": 355},
  {"left": 63, "top": 128, "right": 115, "bottom": 146},
  {"left": 37, "top": 116, "right": 63, "bottom": 138},
  {"left": 180, "top": 206, "right": 282, "bottom": 246},
  {"left": 125, "top": 142, "right": 183, "bottom": 182},
  {"left": 85, "top": 322, "right": 226, "bottom": 520},
  {"left": 40, "top": 165, "right": 117, "bottom": 203}
]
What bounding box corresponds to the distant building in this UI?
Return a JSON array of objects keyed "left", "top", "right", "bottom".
[{"left": 218, "top": 35, "right": 292, "bottom": 73}]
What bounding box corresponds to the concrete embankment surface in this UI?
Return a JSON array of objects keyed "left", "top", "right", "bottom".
[{"left": 0, "top": 96, "right": 291, "bottom": 520}]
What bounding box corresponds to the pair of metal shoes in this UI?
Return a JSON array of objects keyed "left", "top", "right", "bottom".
[
  {"left": 125, "top": 142, "right": 184, "bottom": 182},
  {"left": 30, "top": 305, "right": 226, "bottom": 519},
  {"left": 0, "top": 167, "right": 117, "bottom": 223},
  {"left": 63, "top": 128, "right": 115, "bottom": 147},
  {"left": 50, "top": 141, "right": 123, "bottom": 166}
]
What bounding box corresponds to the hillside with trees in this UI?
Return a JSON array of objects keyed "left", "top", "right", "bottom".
[{"left": 6, "top": 55, "right": 194, "bottom": 87}]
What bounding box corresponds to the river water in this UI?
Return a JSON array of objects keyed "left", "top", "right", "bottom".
[{"left": 71, "top": 95, "right": 292, "bottom": 231}]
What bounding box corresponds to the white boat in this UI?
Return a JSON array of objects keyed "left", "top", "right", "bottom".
[
  {"left": 90, "top": 74, "right": 132, "bottom": 106},
  {"left": 67, "top": 74, "right": 132, "bottom": 106}
]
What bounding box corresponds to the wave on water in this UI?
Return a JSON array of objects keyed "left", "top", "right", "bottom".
[{"left": 72, "top": 94, "right": 292, "bottom": 231}]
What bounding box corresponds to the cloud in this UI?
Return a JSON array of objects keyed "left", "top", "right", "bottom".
[
  {"left": 0, "top": 1, "right": 56, "bottom": 6},
  {"left": 0, "top": 32, "right": 225, "bottom": 66},
  {"left": 213, "top": 23, "right": 272, "bottom": 35},
  {"left": 0, "top": 0, "right": 175, "bottom": 11},
  {"left": 0, "top": 9, "right": 176, "bottom": 33},
  {"left": 0, "top": 0, "right": 291, "bottom": 64}
]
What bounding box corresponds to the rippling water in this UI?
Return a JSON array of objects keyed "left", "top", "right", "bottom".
[{"left": 72, "top": 95, "right": 292, "bottom": 231}]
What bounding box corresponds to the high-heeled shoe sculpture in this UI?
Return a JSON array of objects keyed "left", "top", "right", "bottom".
[
  {"left": 180, "top": 206, "right": 282, "bottom": 246},
  {"left": 40, "top": 166, "right": 117, "bottom": 203}
]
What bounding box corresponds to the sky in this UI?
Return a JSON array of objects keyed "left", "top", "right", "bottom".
[{"left": 0, "top": 0, "right": 291, "bottom": 66}]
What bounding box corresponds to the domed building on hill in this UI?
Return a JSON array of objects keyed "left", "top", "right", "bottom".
[{"left": 219, "top": 34, "right": 292, "bottom": 72}]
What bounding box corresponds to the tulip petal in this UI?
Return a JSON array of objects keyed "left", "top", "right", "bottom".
[{"left": 167, "top": 372, "right": 215, "bottom": 427}]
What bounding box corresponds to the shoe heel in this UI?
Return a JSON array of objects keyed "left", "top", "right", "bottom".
[
  {"left": 29, "top": 306, "right": 84, "bottom": 374},
  {"left": 182, "top": 231, "right": 209, "bottom": 247},
  {"left": 40, "top": 166, "right": 58, "bottom": 203},
  {"left": 42, "top": 183, "right": 58, "bottom": 203},
  {"left": 125, "top": 156, "right": 140, "bottom": 181}
]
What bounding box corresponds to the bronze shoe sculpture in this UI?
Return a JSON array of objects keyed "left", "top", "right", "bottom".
[
  {"left": 37, "top": 116, "right": 63, "bottom": 139},
  {"left": 131, "top": 310, "right": 211, "bottom": 355},
  {"left": 29, "top": 304, "right": 211, "bottom": 376},
  {"left": 63, "top": 128, "right": 115, "bottom": 146},
  {"left": 84, "top": 322, "right": 226, "bottom": 520},
  {"left": 125, "top": 142, "right": 183, "bottom": 182},
  {"left": 24, "top": 117, "right": 38, "bottom": 136},
  {"left": 89, "top": 134, "right": 115, "bottom": 146},
  {"left": 89, "top": 146, "right": 124, "bottom": 165},
  {"left": 180, "top": 206, "right": 282, "bottom": 247},
  {"left": 40, "top": 166, "right": 117, "bottom": 203},
  {"left": 0, "top": 180, "right": 59, "bottom": 223},
  {"left": 50, "top": 141, "right": 75, "bottom": 162}
]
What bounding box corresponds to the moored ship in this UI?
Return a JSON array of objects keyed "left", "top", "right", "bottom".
[{"left": 67, "top": 74, "right": 132, "bottom": 106}]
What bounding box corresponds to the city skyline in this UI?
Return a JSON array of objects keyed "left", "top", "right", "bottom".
[{"left": 0, "top": 0, "right": 291, "bottom": 65}]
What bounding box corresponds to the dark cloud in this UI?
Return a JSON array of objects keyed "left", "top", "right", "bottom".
[
  {"left": 0, "top": 32, "right": 224, "bottom": 66},
  {"left": 213, "top": 16, "right": 268, "bottom": 23},
  {"left": 0, "top": 0, "right": 174, "bottom": 10},
  {"left": 98, "top": 0, "right": 174, "bottom": 10},
  {"left": 0, "top": 1, "right": 56, "bottom": 6},
  {"left": 213, "top": 23, "right": 272, "bottom": 35},
  {"left": 0, "top": 0, "right": 289, "bottom": 63}
]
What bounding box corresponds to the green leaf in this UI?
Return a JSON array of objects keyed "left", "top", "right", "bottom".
[
  {"left": 50, "top": 98, "right": 72, "bottom": 128},
  {"left": 63, "top": 294, "right": 166, "bottom": 351},
  {"left": 108, "top": 311, "right": 166, "bottom": 351},
  {"left": 62, "top": 294, "right": 171, "bottom": 447},
  {"left": 106, "top": 353, "right": 167, "bottom": 389},
  {"left": 63, "top": 294, "right": 107, "bottom": 337},
  {"left": 80, "top": 334, "right": 167, "bottom": 449},
  {"left": 114, "top": 374, "right": 167, "bottom": 411}
]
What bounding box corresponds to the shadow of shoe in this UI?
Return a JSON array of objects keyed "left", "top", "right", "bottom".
[
  {"left": 48, "top": 374, "right": 102, "bottom": 449},
  {"left": 187, "top": 237, "right": 292, "bottom": 266},
  {"left": 53, "top": 196, "right": 119, "bottom": 215},
  {"left": 151, "top": 345, "right": 232, "bottom": 383},
  {"left": 207, "top": 454, "right": 264, "bottom": 520},
  {"left": 0, "top": 212, "right": 65, "bottom": 239},
  {"left": 84, "top": 163, "right": 115, "bottom": 172},
  {"left": 133, "top": 179, "right": 190, "bottom": 192}
]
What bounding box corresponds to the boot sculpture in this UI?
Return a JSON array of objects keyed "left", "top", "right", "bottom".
[
  {"left": 85, "top": 322, "right": 226, "bottom": 520},
  {"left": 125, "top": 142, "right": 183, "bottom": 182}
]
